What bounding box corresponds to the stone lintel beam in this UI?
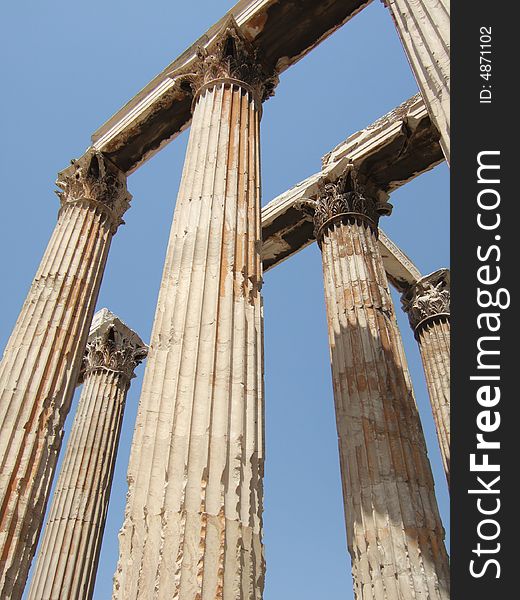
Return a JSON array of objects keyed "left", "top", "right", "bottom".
[
  {"left": 377, "top": 229, "right": 422, "bottom": 291},
  {"left": 261, "top": 94, "right": 442, "bottom": 278},
  {"left": 90, "top": 0, "right": 371, "bottom": 173}
]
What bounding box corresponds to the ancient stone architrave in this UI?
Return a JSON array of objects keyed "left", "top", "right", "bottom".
[
  {"left": 113, "top": 18, "right": 273, "bottom": 599},
  {"left": 0, "top": 151, "right": 131, "bottom": 600},
  {"left": 261, "top": 94, "right": 444, "bottom": 274},
  {"left": 90, "top": 0, "right": 371, "bottom": 173},
  {"left": 303, "top": 170, "right": 450, "bottom": 599},
  {"left": 383, "top": 0, "right": 450, "bottom": 162},
  {"left": 377, "top": 229, "right": 422, "bottom": 291},
  {"left": 27, "top": 309, "right": 147, "bottom": 600},
  {"left": 402, "top": 269, "right": 451, "bottom": 484}
]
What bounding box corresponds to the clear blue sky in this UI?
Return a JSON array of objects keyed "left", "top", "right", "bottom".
[{"left": 0, "top": 2, "right": 449, "bottom": 598}]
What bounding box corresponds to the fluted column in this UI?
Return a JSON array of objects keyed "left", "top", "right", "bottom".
[
  {"left": 402, "top": 269, "right": 450, "bottom": 485},
  {"left": 113, "top": 18, "right": 276, "bottom": 600},
  {"left": 305, "top": 171, "right": 449, "bottom": 599},
  {"left": 383, "top": 0, "right": 450, "bottom": 163},
  {"left": 0, "top": 151, "right": 131, "bottom": 599},
  {"left": 27, "top": 309, "right": 147, "bottom": 600}
]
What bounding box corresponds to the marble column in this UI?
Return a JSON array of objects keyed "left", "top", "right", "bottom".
[
  {"left": 306, "top": 171, "right": 450, "bottom": 599},
  {"left": 27, "top": 309, "right": 147, "bottom": 600},
  {"left": 0, "top": 151, "right": 131, "bottom": 599},
  {"left": 402, "top": 269, "right": 450, "bottom": 485},
  {"left": 113, "top": 19, "right": 276, "bottom": 600},
  {"left": 383, "top": 0, "right": 450, "bottom": 163}
]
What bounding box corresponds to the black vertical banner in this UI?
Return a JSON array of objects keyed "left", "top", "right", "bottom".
[{"left": 452, "top": 1, "right": 516, "bottom": 598}]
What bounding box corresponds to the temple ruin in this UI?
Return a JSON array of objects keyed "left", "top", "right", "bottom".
[{"left": 0, "top": 1, "right": 450, "bottom": 598}]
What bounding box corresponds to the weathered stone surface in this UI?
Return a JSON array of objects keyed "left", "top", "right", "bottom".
[
  {"left": 311, "top": 171, "right": 450, "bottom": 598},
  {"left": 26, "top": 309, "right": 146, "bottom": 600},
  {"left": 172, "top": 16, "right": 278, "bottom": 104},
  {"left": 113, "top": 21, "right": 267, "bottom": 600},
  {"left": 383, "top": 0, "right": 450, "bottom": 162},
  {"left": 55, "top": 154, "right": 131, "bottom": 233},
  {"left": 0, "top": 152, "right": 130, "bottom": 600},
  {"left": 79, "top": 309, "right": 148, "bottom": 383},
  {"left": 402, "top": 269, "right": 451, "bottom": 484},
  {"left": 377, "top": 229, "right": 422, "bottom": 291},
  {"left": 261, "top": 94, "right": 443, "bottom": 273},
  {"left": 91, "top": 0, "right": 371, "bottom": 173},
  {"left": 297, "top": 170, "right": 392, "bottom": 244}
]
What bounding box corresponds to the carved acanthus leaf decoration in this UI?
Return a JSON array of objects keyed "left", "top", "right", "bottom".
[
  {"left": 298, "top": 170, "right": 392, "bottom": 243},
  {"left": 402, "top": 269, "right": 451, "bottom": 331},
  {"left": 56, "top": 150, "right": 131, "bottom": 232},
  {"left": 170, "top": 17, "right": 278, "bottom": 103},
  {"left": 81, "top": 325, "right": 148, "bottom": 383}
]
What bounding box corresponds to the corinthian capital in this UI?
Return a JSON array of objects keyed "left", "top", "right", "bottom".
[
  {"left": 80, "top": 309, "right": 147, "bottom": 384},
  {"left": 56, "top": 150, "right": 131, "bottom": 233},
  {"left": 170, "top": 16, "right": 278, "bottom": 104},
  {"left": 401, "top": 269, "right": 451, "bottom": 333},
  {"left": 297, "top": 169, "right": 392, "bottom": 244}
]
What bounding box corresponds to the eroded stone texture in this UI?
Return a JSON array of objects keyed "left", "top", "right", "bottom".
[
  {"left": 306, "top": 170, "right": 450, "bottom": 599},
  {"left": 26, "top": 309, "right": 146, "bottom": 600},
  {"left": 0, "top": 152, "right": 130, "bottom": 600},
  {"left": 402, "top": 269, "right": 451, "bottom": 485},
  {"left": 113, "top": 19, "right": 271, "bottom": 600},
  {"left": 261, "top": 94, "right": 443, "bottom": 273},
  {"left": 383, "top": 0, "right": 450, "bottom": 162},
  {"left": 91, "top": 0, "right": 370, "bottom": 172}
]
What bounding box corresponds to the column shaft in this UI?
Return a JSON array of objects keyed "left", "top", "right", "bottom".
[
  {"left": 384, "top": 0, "right": 450, "bottom": 162},
  {"left": 27, "top": 311, "right": 146, "bottom": 600},
  {"left": 0, "top": 153, "right": 129, "bottom": 599},
  {"left": 417, "top": 318, "right": 450, "bottom": 483},
  {"left": 311, "top": 173, "right": 450, "bottom": 599},
  {"left": 114, "top": 57, "right": 267, "bottom": 599},
  {"left": 402, "top": 271, "right": 451, "bottom": 485},
  {"left": 28, "top": 370, "right": 125, "bottom": 600}
]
